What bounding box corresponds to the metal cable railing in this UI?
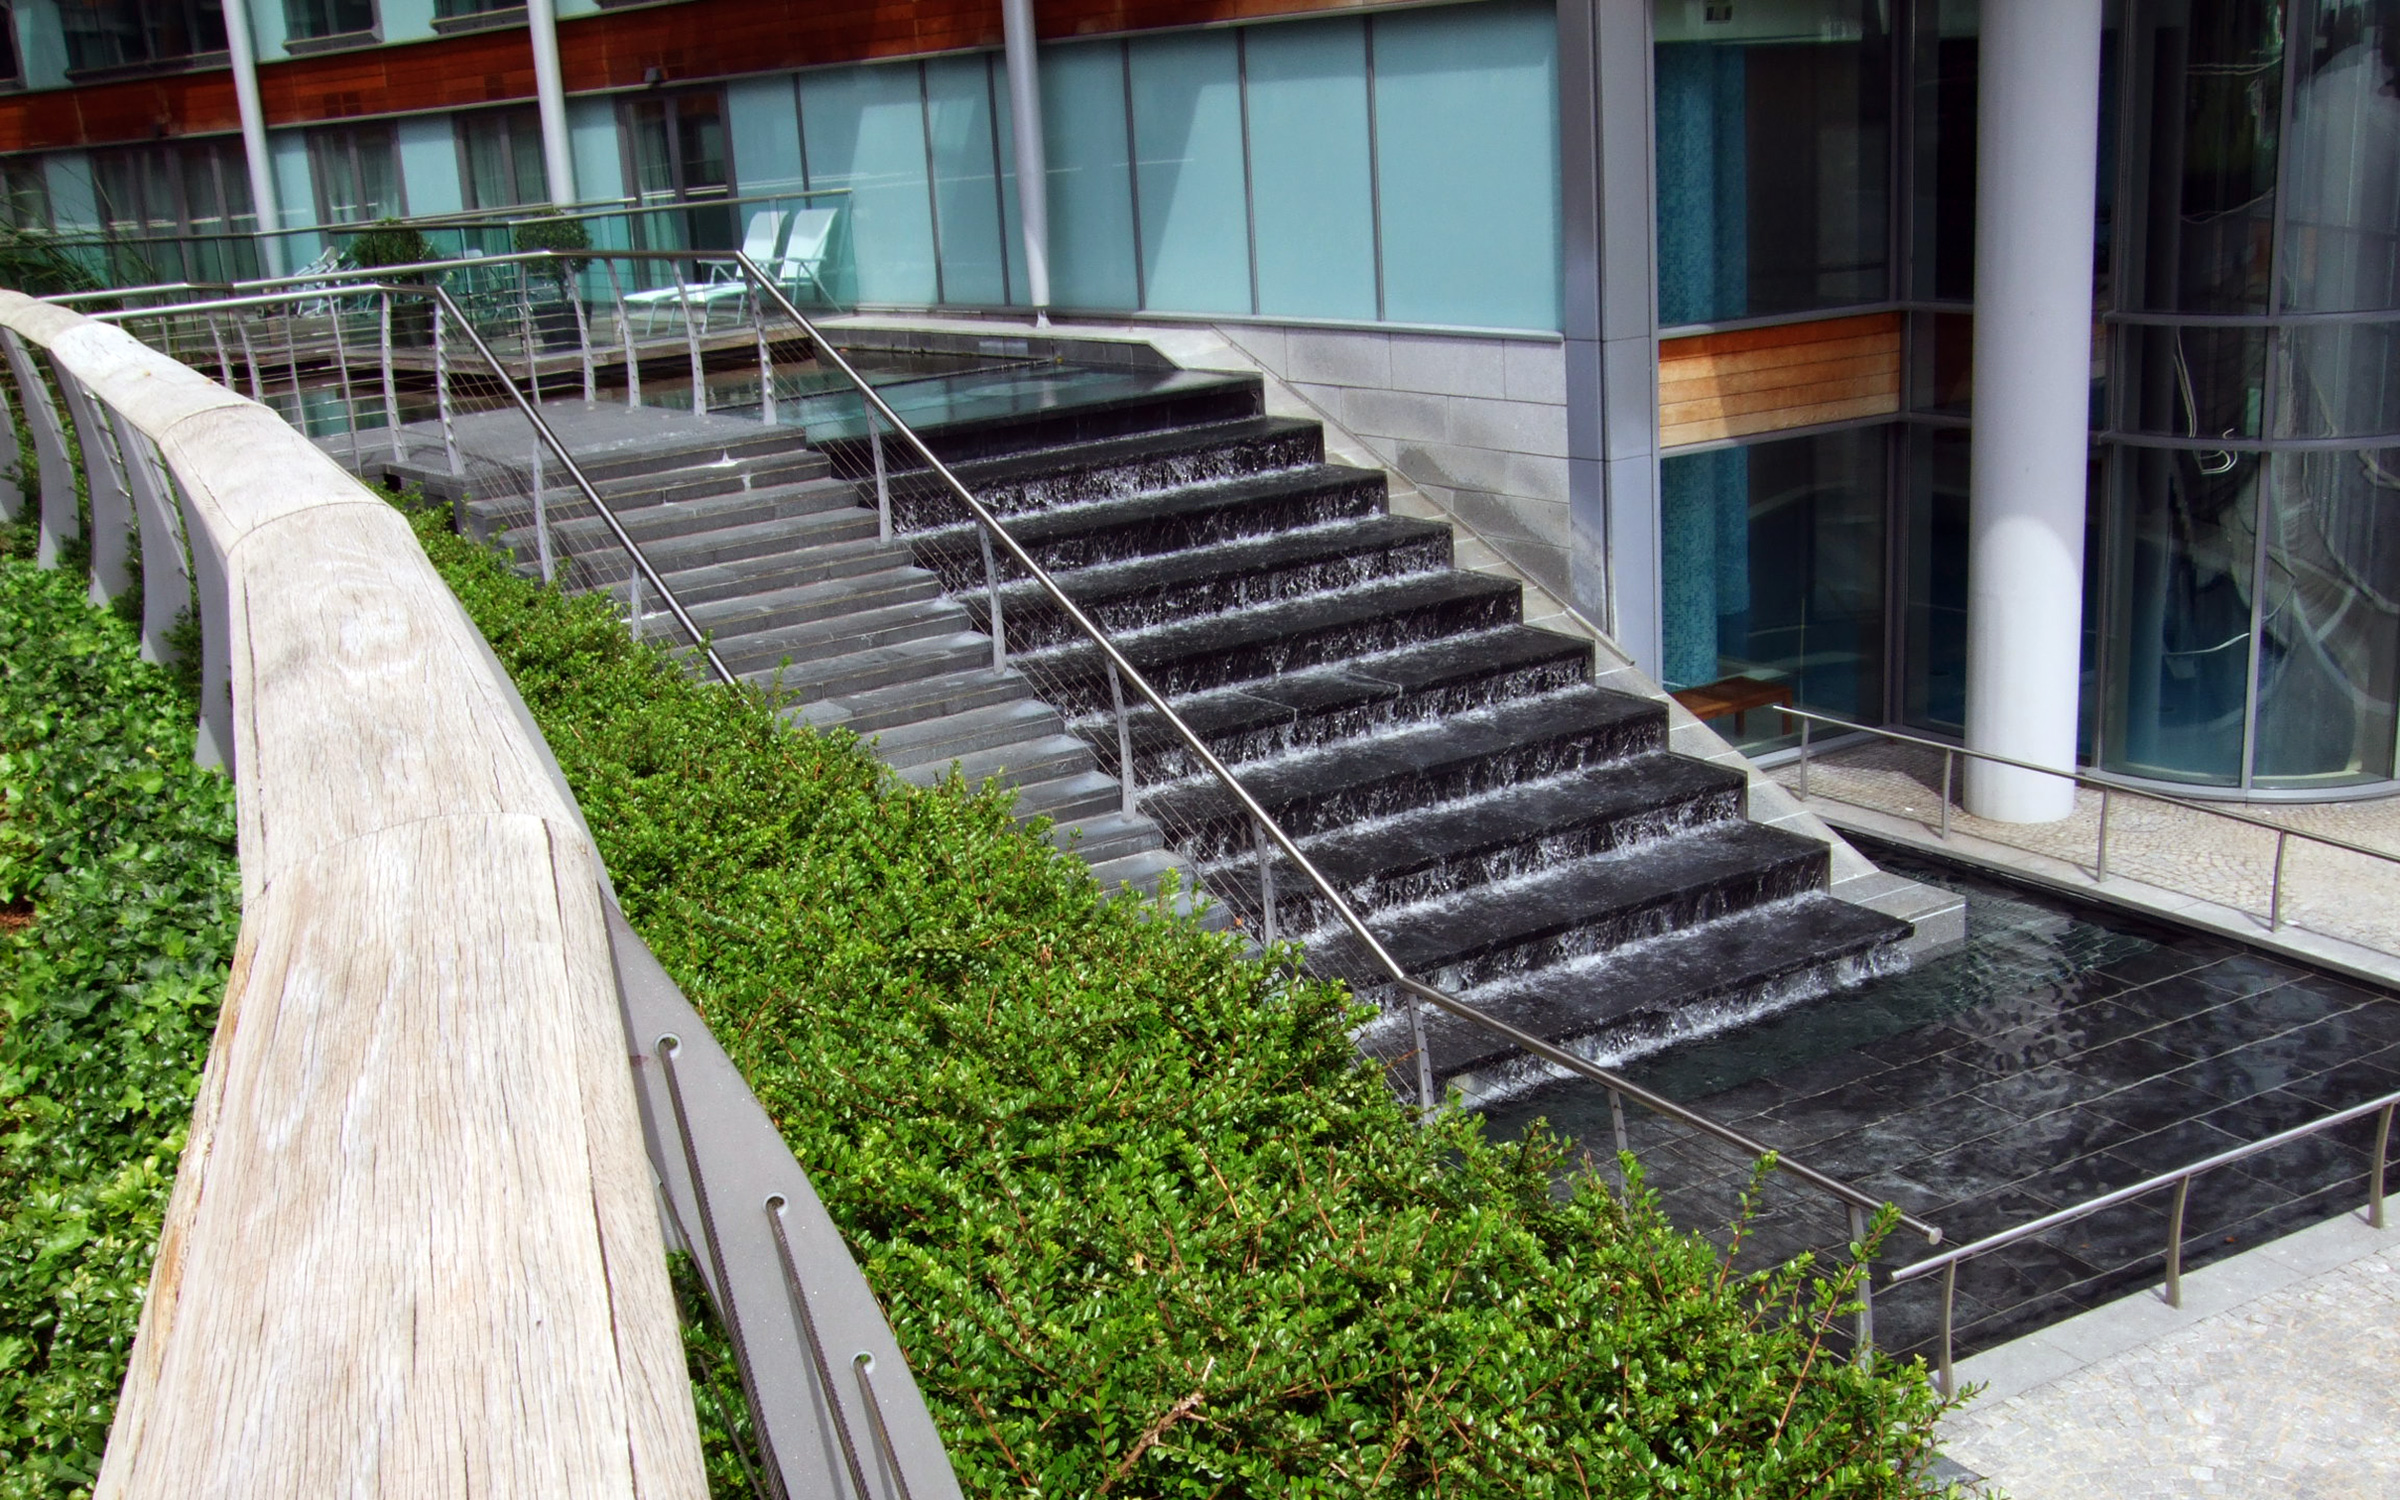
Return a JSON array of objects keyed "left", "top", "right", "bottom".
[
  {"left": 1890, "top": 1085, "right": 2400, "bottom": 1397},
  {"left": 73, "top": 250, "right": 1946, "bottom": 1362},
  {"left": 1778, "top": 705, "right": 2400, "bottom": 953}
]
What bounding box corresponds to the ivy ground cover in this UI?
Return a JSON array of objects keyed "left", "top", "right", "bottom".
[
  {"left": 0, "top": 530, "right": 240, "bottom": 1499},
  {"left": 416, "top": 505, "right": 1970, "bottom": 1500}
]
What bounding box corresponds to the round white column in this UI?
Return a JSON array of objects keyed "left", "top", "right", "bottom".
[
  {"left": 1963, "top": 0, "right": 2106, "bottom": 823},
  {"left": 527, "top": 0, "right": 578, "bottom": 205}
]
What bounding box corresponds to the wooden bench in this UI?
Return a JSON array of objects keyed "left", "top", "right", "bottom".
[{"left": 1670, "top": 675, "right": 1796, "bottom": 737}]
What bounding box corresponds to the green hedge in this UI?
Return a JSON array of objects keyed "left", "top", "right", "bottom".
[
  {"left": 414, "top": 507, "right": 1965, "bottom": 1499},
  {"left": 0, "top": 540, "right": 239, "bottom": 1500}
]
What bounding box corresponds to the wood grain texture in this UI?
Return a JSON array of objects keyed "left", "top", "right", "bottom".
[
  {"left": 1657, "top": 311, "right": 1902, "bottom": 447},
  {"left": 0, "top": 290, "right": 707, "bottom": 1499}
]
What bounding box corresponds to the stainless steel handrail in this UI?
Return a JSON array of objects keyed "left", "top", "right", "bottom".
[
  {"left": 94, "top": 279, "right": 737, "bottom": 687},
  {"left": 729, "top": 254, "right": 1942, "bottom": 1254},
  {"left": 1890, "top": 1085, "right": 2400, "bottom": 1397},
  {"left": 1778, "top": 704, "right": 2400, "bottom": 937}
]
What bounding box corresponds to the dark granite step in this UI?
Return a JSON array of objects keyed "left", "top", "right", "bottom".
[
  {"left": 893, "top": 732, "right": 1096, "bottom": 793},
  {"left": 688, "top": 565, "right": 941, "bottom": 638},
  {"left": 659, "top": 537, "right": 913, "bottom": 607},
  {"left": 498, "top": 477, "right": 858, "bottom": 557},
  {"left": 894, "top": 415, "right": 1325, "bottom": 529},
  {"left": 911, "top": 463, "right": 1389, "bottom": 581},
  {"left": 1140, "top": 687, "right": 1667, "bottom": 861},
  {"left": 744, "top": 628, "right": 993, "bottom": 699},
  {"left": 967, "top": 515, "right": 1455, "bottom": 653},
  {"left": 1015, "top": 570, "right": 1524, "bottom": 711},
  {"left": 636, "top": 509, "right": 880, "bottom": 573},
  {"left": 781, "top": 665, "right": 1034, "bottom": 736},
  {"left": 1093, "top": 626, "right": 1595, "bottom": 782},
  {"left": 1414, "top": 893, "right": 1913, "bottom": 1083},
  {"left": 1230, "top": 753, "right": 1751, "bottom": 933},
  {"left": 1318, "top": 822, "right": 1835, "bottom": 995},
  {"left": 819, "top": 368, "right": 1264, "bottom": 469},
  {"left": 716, "top": 597, "right": 967, "bottom": 675},
  {"left": 872, "top": 697, "right": 1066, "bottom": 769}
]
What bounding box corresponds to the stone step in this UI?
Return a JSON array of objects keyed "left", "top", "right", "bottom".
[
  {"left": 892, "top": 732, "right": 1096, "bottom": 793},
  {"left": 498, "top": 477, "right": 858, "bottom": 558},
  {"left": 1140, "top": 687, "right": 1669, "bottom": 861},
  {"left": 896, "top": 414, "right": 1325, "bottom": 528},
  {"left": 750, "top": 630, "right": 995, "bottom": 701},
  {"left": 689, "top": 566, "right": 941, "bottom": 639},
  {"left": 1016, "top": 570, "right": 1526, "bottom": 712},
  {"left": 968, "top": 515, "right": 1456, "bottom": 654},
  {"left": 782, "top": 665, "right": 1035, "bottom": 737},
  {"left": 874, "top": 698, "right": 1067, "bottom": 769},
  {"left": 1086, "top": 845, "right": 1190, "bottom": 899},
  {"left": 822, "top": 368, "right": 1265, "bottom": 470},
  {"left": 1223, "top": 752, "right": 1752, "bottom": 933},
  {"left": 1321, "top": 821, "right": 1835, "bottom": 997},
  {"left": 717, "top": 597, "right": 969, "bottom": 676},
  {"left": 911, "top": 463, "right": 1389, "bottom": 580},
  {"left": 659, "top": 537, "right": 916, "bottom": 607},
  {"left": 1097, "top": 626, "right": 1597, "bottom": 783},
  {"left": 1048, "top": 809, "right": 1163, "bottom": 867},
  {"left": 1011, "top": 767, "right": 1127, "bottom": 825},
  {"left": 635, "top": 509, "right": 880, "bottom": 574},
  {"left": 1416, "top": 894, "right": 1912, "bottom": 1084}
]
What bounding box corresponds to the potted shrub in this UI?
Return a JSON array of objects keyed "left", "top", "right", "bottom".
[
  {"left": 512, "top": 214, "right": 592, "bottom": 351},
  {"left": 343, "top": 219, "right": 437, "bottom": 346}
]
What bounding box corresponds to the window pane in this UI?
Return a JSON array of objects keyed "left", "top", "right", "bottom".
[
  {"left": 1660, "top": 427, "right": 1888, "bottom": 748},
  {"left": 2278, "top": 321, "right": 2400, "bottom": 438},
  {"left": 2123, "top": 0, "right": 2284, "bottom": 313},
  {"left": 925, "top": 54, "right": 1008, "bottom": 306},
  {"left": 2120, "top": 324, "right": 2267, "bottom": 438},
  {"left": 628, "top": 102, "right": 675, "bottom": 198},
  {"left": 677, "top": 97, "right": 728, "bottom": 191},
  {"left": 1040, "top": 41, "right": 1139, "bottom": 310},
  {"left": 1244, "top": 17, "right": 1376, "bottom": 321},
  {"left": 2103, "top": 448, "right": 2259, "bottom": 786},
  {"left": 798, "top": 63, "right": 937, "bottom": 306},
  {"left": 1372, "top": 0, "right": 1559, "bottom": 330},
  {"left": 1128, "top": 29, "right": 1249, "bottom": 316},
  {"left": 2252, "top": 447, "right": 2400, "bottom": 786},
  {"left": 1654, "top": 0, "right": 1892, "bottom": 326},
  {"left": 2280, "top": 0, "right": 2400, "bottom": 313},
  {"left": 1908, "top": 0, "right": 1979, "bottom": 302},
  {"left": 1902, "top": 426, "right": 1971, "bottom": 733}
]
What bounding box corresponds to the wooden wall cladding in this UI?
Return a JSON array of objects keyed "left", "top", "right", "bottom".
[
  {"left": 0, "top": 0, "right": 1373, "bottom": 153},
  {"left": 1657, "top": 311, "right": 1902, "bottom": 449}
]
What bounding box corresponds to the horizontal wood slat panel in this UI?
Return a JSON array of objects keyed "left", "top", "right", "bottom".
[
  {"left": 1658, "top": 312, "right": 1901, "bottom": 447},
  {"left": 0, "top": 0, "right": 1368, "bottom": 151}
]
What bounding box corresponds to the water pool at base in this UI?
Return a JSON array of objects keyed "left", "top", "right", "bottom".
[{"left": 1478, "top": 838, "right": 2400, "bottom": 1361}]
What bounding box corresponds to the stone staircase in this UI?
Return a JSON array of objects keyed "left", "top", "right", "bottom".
[{"left": 425, "top": 368, "right": 1918, "bottom": 1089}]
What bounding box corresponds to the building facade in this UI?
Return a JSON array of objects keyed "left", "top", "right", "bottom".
[{"left": 1, "top": 0, "right": 2395, "bottom": 805}]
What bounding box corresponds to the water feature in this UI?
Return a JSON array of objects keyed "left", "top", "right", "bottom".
[{"left": 1480, "top": 837, "right": 2400, "bottom": 1361}]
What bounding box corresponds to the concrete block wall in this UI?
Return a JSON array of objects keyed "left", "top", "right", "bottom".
[{"left": 1211, "top": 323, "right": 1574, "bottom": 602}]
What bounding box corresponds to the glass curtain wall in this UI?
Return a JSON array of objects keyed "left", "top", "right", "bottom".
[
  {"left": 772, "top": 0, "right": 1559, "bottom": 330},
  {"left": 1654, "top": 0, "right": 1892, "bottom": 327},
  {"left": 285, "top": 0, "right": 373, "bottom": 41},
  {"left": 460, "top": 108, "right": 547, "bottom": 210},
  {"left": 623, "top": 90, "right": 733, "bottom": 251},
  {"left": 60, "top": 0, "right": 227, "bottom": 72},
  {"left": 308, "top": 126, "right": 403, "bottom": 224},
  {"left": 2105, "top": 0, "right": 2400, "bottom": 792}
]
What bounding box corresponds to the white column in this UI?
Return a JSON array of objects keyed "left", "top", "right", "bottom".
[
  {"left": 1000, "top": 0, "right": 1050, "bottom": 314},
  {"left": 219, "top": 0, "right": 283, "bottom": 276},
  {"left": 527, "top": 0, "right": 578, "bottom": 205},
  {"left": 1963, "top": 0, "right": 2105, "bottom": 823}
]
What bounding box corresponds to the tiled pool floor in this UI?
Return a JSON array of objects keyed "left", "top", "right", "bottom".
[{"left": 1479, "top": 840, "right": 2400, "bottom": 1362}]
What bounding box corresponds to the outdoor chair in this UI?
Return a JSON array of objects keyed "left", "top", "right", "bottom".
[{"left": 623, "top": 209, "right": 786, "bottom": 334}]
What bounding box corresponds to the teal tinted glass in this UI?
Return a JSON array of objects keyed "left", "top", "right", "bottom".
[
  {"left": 1244, "top": 17, "right": 1377, "bottom": 321},
  {"left": 799, "top": 63, "right": 938, "bottom": 306},
  {"left": 925, "top": 54, "right": 1010, "bottom": 306},
  {"left": 1371, "top": 1, "right": 1560, "bottom": 330},
  {"left": 1128, "top": 29, "right": 1251, "bottom": 315},
  {"left": 1041, "top": 41, "right": 1141, "bottom": 309}
]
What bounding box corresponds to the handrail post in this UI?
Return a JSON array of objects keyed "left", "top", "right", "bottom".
[
  {"left": 434, "top": 299, "right": 461, "bottom": 476},
  {"left": 2372, "top": 1101, "right": 2394, "bottom": 1230},
  {"left": 207, "top": 311, "right": 234, "bottom": 390},
  {"left": 1402, "top": 981, "right": 1436, "bottom": 1118},
  {"left": 603, "top": 257, "right": 641, "bottom": 407},
  {"left": 1849, "top": 1203, "right": 1874, "bottom": 1369},
  {"left": 978, "top": 523, "right": 1005, "bottom": 671},
  {"left": 871, "top": 416, "right": 892, "bottom": 543},
  {"left": 752, "top": 293, "right": 776, "bottom": 427},
  {"left": 517, "top": 268, "right": 541, "bottom": 403},
  {"left": 2096, "top": 785, "right": 2112, "bottom": 882},
  {"left": 378, "top": 292, "right": 403, "bottom": 463},
  {"left": 2270, "top": 829, "right": 2290, "bottom": 930},
  {"left": 1937, "top": 1260, "right": 1957, "bottom": 1397},
  {"left": 1110, "top": 663, "right": 1137, "bottom": 819},
  {"left": 328, "top": 290, "right": 360, "bottom": 473},
  {"left": 1939, "top": 746, "right": 1953, "bottom": 840},
  {"left": 675, "top": 268, "right": 704, "bottom": 415},
  {"left": 1797, "top": 715, "right": 1811, "bottom": 799},
  {"left": 1254, "top": 817, "right": 1277, "bottom": 946},
  {"left": 572, "top": 266, "right": 596, "bottom": 402},
  {"left": 1607, "top": 1086, "right": 1630, "bottom": 1190},
  {"left": 2164, "top": 1174, "right": 2190, "bottom": 1307},
  {"left": 531, "top": 440, "right": 553, "bottom": 585}
]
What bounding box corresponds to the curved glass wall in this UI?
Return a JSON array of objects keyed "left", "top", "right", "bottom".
[{"left": 2101, "top": 0, "right": 2400, "bottom": 793}]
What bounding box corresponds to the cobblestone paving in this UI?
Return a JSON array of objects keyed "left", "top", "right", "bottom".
[
  {"left": 1771, "top": 744, "right": 2400, "bottom": 958},
  {"left": 1939, "top": 1244, "right": 2400, "bottom": 1498}
]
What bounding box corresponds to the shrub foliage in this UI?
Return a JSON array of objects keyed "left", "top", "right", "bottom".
[
  {"left": 0, "top": 554, "right": 239, "bottom": 1499},
  {"left": 414, "top": 509, "right": 1964, "bottom": 1498}
]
